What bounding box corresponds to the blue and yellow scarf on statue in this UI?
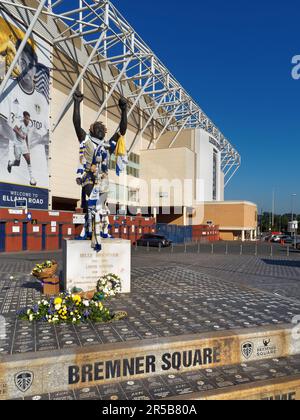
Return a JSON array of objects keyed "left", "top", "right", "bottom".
[{"left": 115, "top": 135, "right": 128, "bottom": 176}]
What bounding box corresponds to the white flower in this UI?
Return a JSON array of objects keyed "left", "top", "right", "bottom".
[
  {"left": 27, "top": 309, "right": 31, "bottom": 315},
  {"left": 72, "top": 318, "right": 77, "bottom": 323},
  {"left": 55, "top": 304, "right": 61, "bottom": 311},
  {"left": 83, "top": 301, "right": 90, "bottom": 307},
  {"left": 29, "top": 314, "right": 34, "bottom": 322}
]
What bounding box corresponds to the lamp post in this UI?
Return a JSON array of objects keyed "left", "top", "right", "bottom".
[
  {"left": 291, "top": 194, "right": 297, "bottom": 222},
  {"left": 291, "top": 194, "right": 297, "bottom": 249},
  {"left": 272, "top": 189, "right": 275, "bottom": 229}
]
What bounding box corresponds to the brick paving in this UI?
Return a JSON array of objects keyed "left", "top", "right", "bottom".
[
  {"left": 1, "top": 248, "right": 300, "bottom": 400},
  {"left": 1, "top": 263, "right": 300, "bottom": 355}
]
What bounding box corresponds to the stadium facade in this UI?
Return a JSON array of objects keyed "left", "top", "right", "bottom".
[{"left": 0, "top": 0, "right": 257, "bottom": 252}]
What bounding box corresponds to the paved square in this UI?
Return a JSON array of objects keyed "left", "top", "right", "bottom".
[{"left": 1, "top": 262, "right": 300, "bottom": 356}]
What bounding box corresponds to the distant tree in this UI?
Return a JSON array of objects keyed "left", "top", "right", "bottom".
[{"left": 259, "top": 212, "right": 299, "bottom": 234}]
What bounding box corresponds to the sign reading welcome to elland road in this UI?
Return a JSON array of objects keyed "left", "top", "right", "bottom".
[{"left": 0, "top": 10, "right": 51, "bottom": 210}]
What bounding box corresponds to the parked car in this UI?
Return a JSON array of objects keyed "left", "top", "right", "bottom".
[
  {"left": 271, "top": 235, "right": 293, "bottom": 244},
  {"left": 264, "top": 235, "right": 272, "bottom": 242},
  {"left": 264, "top": 232, "right": 282, "bottom": 242},
  {"left": 281, "top": 235, "right": 293, "bottom": 244},
  {"left": 136, "top": 234, "right": 172, "bottom": 248},
  {"left": 264, "top": 235, "right": 275, "bottom": 242}
]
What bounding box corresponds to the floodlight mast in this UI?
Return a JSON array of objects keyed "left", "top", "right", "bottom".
[{"left": 0, "top": 0, "right": 240, "bottom": 185}]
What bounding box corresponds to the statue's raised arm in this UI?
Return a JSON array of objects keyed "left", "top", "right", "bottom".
[
  {"left": 73, "top": 90, "right": 86, "bottom": 143},
  {"left": 109, "top": 96, "right": 128, "bottom": 153},
  {"left": 119, "top": 96, "right": 128, "bottom": 136}
]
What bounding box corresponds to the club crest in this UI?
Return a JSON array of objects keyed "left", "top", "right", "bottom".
[
  {"left": 35, "top": 104, "right": 41, "bottom": 115},
  {"left": 242, "top": 342, "right": 254, "bottom": 359},
  {"left": 15, "top": 371, "right": 34, "bottom": 393}
]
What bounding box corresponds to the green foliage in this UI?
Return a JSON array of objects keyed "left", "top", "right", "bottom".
[
  {"left": 31, "top": 260, "right": 55, "bottom": 275},
  {"left": 259, "top": 212, "right": 299, "bottom": 233}
]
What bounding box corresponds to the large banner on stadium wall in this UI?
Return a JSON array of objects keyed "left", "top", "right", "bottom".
[{"left": 0, "top": 10, "right": 51, "bottom": 210}]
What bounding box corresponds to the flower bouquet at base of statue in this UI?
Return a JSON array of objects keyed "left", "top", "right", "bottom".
[
  {"left": 18, "top": 273, "right": 127, "bottom": 324},
  {"left": 96, "top": 273, "right": 122, "bottom": 298},
  {"left": 77, "top": 273, "right": 122, "bottom": 301},
  {"left": 96, "top": 274, "right": 127, "bottom": 321},
  {"left": 31, "top": 260, "right": 58, "bottom": 280},
  {"left": 18, "top": 292, "right": 113, "bottom": 325}
]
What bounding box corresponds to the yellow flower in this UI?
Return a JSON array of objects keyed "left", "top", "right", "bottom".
[
  {"left": 54, "top": 297, "right": 63, "bottom": 306},
  {"left": 72, "top": 295, "right": 82, "bottom": 304}
]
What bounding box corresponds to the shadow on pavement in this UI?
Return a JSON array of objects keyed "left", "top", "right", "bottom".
[
  {"left": 262, "top": 259, "right": 300, "bottom": 268},
  {"left": 21, "top": 280, "right": 43, "bottom": 293}
]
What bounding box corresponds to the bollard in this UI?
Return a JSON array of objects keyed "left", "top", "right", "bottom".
[
  {"left": 270, "top": 246, "right": 273, "bottom": 257},
  {"left": 255, "top": 243, "right": 258, "bottom": 257},
  {"left": 287, "top": 246, "right": 290, "bottom": 257},
  {"left": 225, "top": 243, "right": 228, "bottom": 255},
  {"left": 211, "top": 243, "right": 214, "bottom": 254},
  {"left": 159, "top": 242, "right": 161, "bottom": 253},
  {"left": 198, "top": 241, "right": 200, "bottom": 254},
  {"left": 240, "top": 244, "right": 243, "bottom": 255},
  {"left": 147, "top": 242, "right": 150, "bottom": 252},
  {"left": 135, "top": 242, "right": 138, "bottom": 252},
  {"left": 171, "top": 243, "right": 174, "bottom": 253},
  {"left": 184, "top": 242, "right": 187, "bottom": 253},
  {"left": 0, "top": 316, "right": 6, "bottom": 340}
]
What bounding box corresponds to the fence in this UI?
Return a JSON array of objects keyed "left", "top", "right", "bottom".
[
  {"left": 0, "top": 208, "right": 156, "bottom": 252},
  {"left": 157, "top": 224, "right": 219, "bottom": 244}
]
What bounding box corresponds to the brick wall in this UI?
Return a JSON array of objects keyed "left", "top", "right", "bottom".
[{"left": 0, "top": 209, "right": 156, "bottom": 253}]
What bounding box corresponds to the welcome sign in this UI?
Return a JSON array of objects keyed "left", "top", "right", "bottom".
[{"left": 0, "top": 182, "right": 48, "bottom": 210}]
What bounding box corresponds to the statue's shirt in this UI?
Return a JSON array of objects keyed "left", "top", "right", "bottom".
[{"left": 77, "top": 134, "right": 106, "bottom": 187}]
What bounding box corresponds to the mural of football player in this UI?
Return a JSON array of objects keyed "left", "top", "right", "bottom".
[
  {"left": 7, "top": 110, "right": 36, "bottom": 186},
  {"left": 0, "top": 36, "right": 49, "bottom": 188}
]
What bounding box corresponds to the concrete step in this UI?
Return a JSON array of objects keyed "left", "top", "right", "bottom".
[
  {"left": 1, "top": 323, "right": 300, "bottom": 400},
  {"left": 9, "top": 355, "right": 300, "bottom": 400}
]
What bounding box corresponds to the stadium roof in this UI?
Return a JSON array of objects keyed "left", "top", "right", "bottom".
[{"left": 0, "top": 0, "right": 240, "bottom": 185}]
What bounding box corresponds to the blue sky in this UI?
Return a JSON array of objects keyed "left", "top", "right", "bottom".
[
  {"left": 110, "top": 0, "right": 300, "bottom": 213},
  {"left": 61, "top": 0, "right": 299, "bottom": 213}
]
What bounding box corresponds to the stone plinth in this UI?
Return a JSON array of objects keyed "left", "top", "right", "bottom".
[{"left": 63, "top": 239, "right": 131, "bottom": 293}]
